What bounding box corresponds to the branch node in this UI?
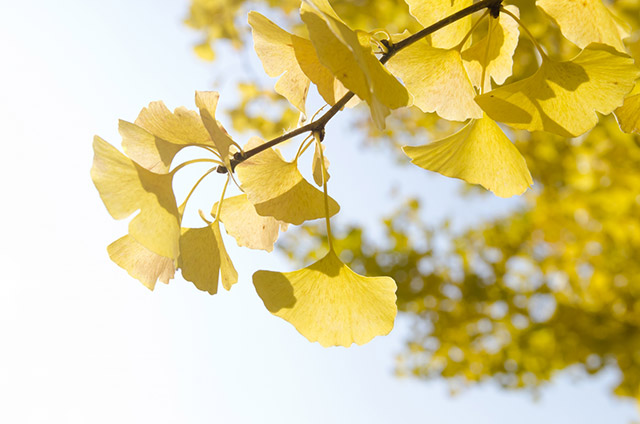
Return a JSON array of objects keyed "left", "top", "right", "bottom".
[
  {"left": 489, "top": 0, "right": 503, "bottom": 18},
  {"left": 216, "top": 165, "right": 228, "bottom": 174}
]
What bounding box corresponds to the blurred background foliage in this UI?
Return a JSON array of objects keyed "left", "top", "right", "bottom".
[{"left": 185, "top": 0, "right": 640, "bottom": 405}]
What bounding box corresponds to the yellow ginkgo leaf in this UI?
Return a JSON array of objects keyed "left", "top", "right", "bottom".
[
  {"left": 615, "top": 81, "right": 640, "bottom": 134},
  {"left": 107, "top": 235, "right": 176, "bottom": 290},
  {"left": 291, "top": 36, "right": 351, "bottom": 107},
  {"left": 248, "top": 11, "right": 311, "bottom": 113},
  {"left": 312, "top": 142, "right": 330, "bottom": 186},
  {"left": 134, "top": 100, "right": 213, "bottom": 147},
  {"left": 476, "top": 43, "right": 640, "bottom": 137},
  {"left": 124, "top": 98, "right": 220, "bottom": 173},
  {"left": 462, "top": 5, "right": 520, "bottom": 90},
  {"left": 387, "top": 40, "right": 482, "bottom": 121},
  {"left": 404, "top": 0, "right": 472, "bottom": 49},
  {"left": 537, "top": 0, "right": 629, "bottom": 52},
  {"left": 236, "top": 140, "right": 340, "bottom": 225},
  {"left": 91, "top": 136, "right": 181, "bottom": 260},
  {"left": 195, "top": 91, "right": 238, "bottom": 171},
  {"left": 253, "top": 249, "right": 397, "bottom": 347},
  {"left": 403, "top": 114, "right": 532, "bottom": 198},
  {"left": 179, "top": 221, "right": 238, "bottom": 295},
  {"left": 119, "top": 120, "right": 183, "bottom": 174},
  {"left": 213, "top": 194, "right": 287, "bottom": 252},
  {"left": 301, "top": 0, "right": 410, "bottom": 128}
]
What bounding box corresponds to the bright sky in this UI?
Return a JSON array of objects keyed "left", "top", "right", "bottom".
[{"left": 0, "top": 0, "right": 637, "bottom": 423}]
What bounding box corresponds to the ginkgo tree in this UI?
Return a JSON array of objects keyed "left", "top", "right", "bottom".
[{"left": 91, "top": 0, "right": 640, "bottom": 348}]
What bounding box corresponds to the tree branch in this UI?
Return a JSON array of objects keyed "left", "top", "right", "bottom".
[{"left": 220, "top": 0, "right": 503, "bottom": 173}]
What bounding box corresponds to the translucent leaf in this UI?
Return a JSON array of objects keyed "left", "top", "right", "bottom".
[
  {"left": 236, "top": 140, "right": 339, "bottom": 225},
  {"left": 537, "top": 0, "right": 629, "bottom": 52},
  {"left": 179, "top": 221, "right": 238, "bottom": 294},
  {"left": 404, "top": 114, "right": 532, "bottom": 198},
  {"left": 476, "top": 44, "right": 640, "bottom": 137},
  {"left": 195, "top": 91, "right": 237, "bottom": 171},
  {"left": 312, "top": 142, "right": 330, "bottom": 186},
  {"left": 125, "top": 99, "right": 216, "bottom": 172},
  {"left": 194, "top": 41, "right": 215, "bottom": 61},
  {"left": 462, "top": 5, "right": 520, "bottom": 90},
  {"left": 213, "top": 194, "right": 287, "bottom": 252},
  {"left": 615, "top": 81, "right": 640, "bottom": 134},
  {"left": 301, "top": 0, "right": 410, "bottom": 128},
  {"left": 91, "top": 136, "right": 181, "bottom": 260},
  {"left": 253, "top": 249, "right": 397, "bottom": 347},
  {"left": 248, "top": 11, "right": 311, "bottom": 113},
  {"left": 107, "top": 235, "right": 175, "bottom": 290},
  {"left": 387, "top": 40, "right": 482, "bottom": 121},
  {"left": 404, "top": 0, "right": 472, "bottom": 49}
]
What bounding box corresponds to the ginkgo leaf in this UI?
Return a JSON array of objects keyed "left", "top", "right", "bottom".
[
  {"left": 404, "top": 0, "right": 472, "bottom": 49},
  {"left": 462, "top": 5, "right": 520, "bottom": 91},
  {"left": 301, "top": 0, "right": 410, "bottom": 128},
  {"left": 537, "top": 0, "right": 629, "bottom": 52},
  {"left": 119, "top": 120, "right": 183, "bottom": 174},
  {"left": 195, "top": 91, "right": 238, "bottom": 171},
  {"left": 213, "top": 194, "right": 287, "bottom": 252},
  {"left": 476, "top": 43, "right": 640, "bottom": 137},
  {"left": 248, "top": 11, "right": 311, "bottom": 113},
  {"left": 179, "top": 221, "right": 238, "bottom": 294},
  {"left": 91, "top": 136, "right": 181, "bottom": 260},
  {"left": 403, "top": 114, "right": 532, "bottom": 198},
  {"left": 387, "top": 40, "right": 482, "bottom": 121},
  {"left": 124, "top": 99, "right": 219, "bottom": 173},
  {"left": 312, "top": 142, "right": 330, "bottom": 186},
  {"left": 253, "top": 249, "right": 397, "bottom": 347},
  {"left": 107, "top": 235, "right": 176, "bottom": 290},
  {"left": 236, "top": 140, "right": 340, "bottom": 225},
  {"left": 615, "top": 81, "right": 640, "bottom": 134}
]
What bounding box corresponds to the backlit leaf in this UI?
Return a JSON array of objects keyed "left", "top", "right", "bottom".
[
  {"left": 195, "top": 91, "right": 238, "bottom": 171},
  {"left": 91, "top": 136, "right": 181, "bottom": 260},
  {"left": 615, "top": 81, "right": 640, "bottom": 134},
  {"left": 213, "top": 194, "right": 288, "bottom": 252},
  {"left": 312, "top": 142, "right": 330, "bottom": 186},
  {"left": 404, "top": 0, "right": 472, "bottom": 49},
  {"left": 253, "top": 249, "right": 397, "bottom": 347},
  {"left": 236, "top": 139, "right": 339, "bottom": 225},
  {"left": 462, "top": 5, "right": 520, "bottom": 91},
  {"left": 476, "top": 44, "right": 640, "bottom": 137},
  {"left": 403, "top": 114, "right": 532, "bottom": 198},
  {"left": 179, "top": 221, "right": 238, "bottom": 294},
  {"left": 537, "top": 0, "right": 629, "bottom": 52},
  {"left": 387, "top": 40, "right": 482, "bottom": 121},
  {"left": 107, "top": 235, "right": 176, "bottom": 290}
]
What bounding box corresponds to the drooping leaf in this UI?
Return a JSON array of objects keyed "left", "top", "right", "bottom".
[
  {"left": 537, "top": 0, "right": 629, "bottom": 52},
  {"left": 615, "top": 81, "right": 640, "bottom": 134},
  {"left": 236, "top": 138, "right": 339, "bottom": 225},
  {"left": 387, "top": 40, "right": 482, "bottom": 121},
  {"left": 91, "top": 136, "right": 181, "bottom": 260},
  {"left": 107, "top": 235, "right": 176, "bottom": 290},
  {"left": 404, "top": 114, "right": 532, "bottom": 197},
  {"left": 253, "top": 249, "right": 397, "bottom": 347},
  {"left": 301, "top": 0, "right": 410, "bottom": 128},
  {"left": 476, "top": 44, "right": 640, "bottom": 137},
  {"left": 179, "top": 221, "right": 238, "bottom": 294},
  {"left": 462, "top": 5, "right": 520, "bottom": 91},
  {"left": 213, "top": 194, "right": 287, "bottom": 252},
  {"left": 312, "top": 142, "right": 330, "bottom": 186}
]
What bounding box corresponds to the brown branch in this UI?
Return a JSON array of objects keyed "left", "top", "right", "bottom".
[{"left": 220, "top": 0, "right": 503, "bottom": 173}]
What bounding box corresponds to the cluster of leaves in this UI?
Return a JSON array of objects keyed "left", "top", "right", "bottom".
[{"left": 93, "top": 0, "right": 640, "bottom": 348}]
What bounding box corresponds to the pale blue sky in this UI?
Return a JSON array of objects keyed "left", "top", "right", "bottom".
[{"left": 0, "top": 0, "right": 637, "bottom": 423}]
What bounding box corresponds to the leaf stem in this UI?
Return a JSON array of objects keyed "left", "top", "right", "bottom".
[
  {"left": 500, "top": 6, "right": 547, "bottom": 60},
  {"left": 213, "top": 175, "right": 230, "bottom": 223},
  {"left": 178, "top": 166, "right": 218, "bottom": 215},
  {"left": 221, "top": 0, "right": 503, "bottom": 173},
  {"left": 171, "top": 158, "right": 222, "bottom": 175},
  {"left": 314, "top": 131, "right": 333, "bottom": 251}
]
